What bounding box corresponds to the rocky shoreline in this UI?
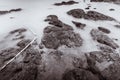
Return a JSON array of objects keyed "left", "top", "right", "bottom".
[{"left": 0, "top": 0, "right": 120, "bottom": 80}]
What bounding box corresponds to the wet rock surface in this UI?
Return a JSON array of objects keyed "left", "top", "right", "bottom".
[
  {"left": 67, "top": 9, "right": 115, "bottom": 21},
  {"left": 42, "top": 15, "right": 83, "bottom": 49},
  {"left": 54, "top": 1, "right": 78, "bottom": 6},
  {"left": 1, "top": 3, "right": 120, "bottom": 80},
  {"left": 90, "top": 29, "right": 119, "bottom": 49},
  {"left": 1, "top": 26, "right": 120, "bottom": 80}
]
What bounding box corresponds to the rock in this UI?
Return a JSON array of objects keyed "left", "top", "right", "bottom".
[
  {"left": 67, "top": 9, "right": 115, "bottom": 21},
  {"left": 102, "top": 62, "right": 120, "bottom": 80},
  {"left": 48, "top": 50, "right": 63, "bottom": 61},
  {"left": 10, "top": 28, "right": 27, "bottom": 34},
  {"left": 72, "top": 21, "right": 86, "bottom": 29},
  {"left": 54, "top": 1, "right": 78, "bottom": 6},
  {"left": 98, "top": 27, "right": 111, "bottom": 34},
  {"left": 90, "top": 29, "right": 119, "bottom": 49},
  {"left": 85, "top": 11, "right": 114, "bottom": 21},
  {"left": 45, "top": 15, "right": 73, "bottom": 29},
  {"left": 83, "top": 50, "right": 120, "bottom": 80},
  {"left": 85, "top": 6, "right": 91, "bottom": 10},
  {"left": 23, "top": 47, "right": 42, "bottom": 65},
  {"left": 109, "top": 8, "right": 115, "bottom": 11},
  {"left": 42, "top": 27, "right": 83, "bottom": 49},
  {"left": 62, "top": 68, "right": 99, "bottom": 80},
  {"left": 0, "top": 11, "right": 9, "bottom": 15},
  {"left": 85, "top": 53, "right": 106, "bottom": 80},
  {"left": 45, "top": 15, "right": 58, "bottom": 22},
  {"left": 0, "top": 8, "right": 22, "bottom": 15},
  {"left": 0, "top": 47, "right": 42, "bottom": 80},
  {"left": 67, "top": 9, "right": 86, "bottom": 18},
  {"left": 98, "top": 45, "right": 115, "bottom": 53},
  {"left": 0, "top": 48, "right": 20, "bottom": 68},
  {"left": 114, "top": 25, "right": 120, "bottom": 28},
  {"left": 42, "top": 15, "right": 83, "bottom": 49},
  {"left": 17, "top": 39, "right": 31, "bottom": 48},
  {"left": 9, "top": 8, "right": 22, "bottom": 13}
]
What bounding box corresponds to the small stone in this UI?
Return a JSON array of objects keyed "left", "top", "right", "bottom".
[{"left": 98, "top": 27, "right": 111, "bottom": 34}]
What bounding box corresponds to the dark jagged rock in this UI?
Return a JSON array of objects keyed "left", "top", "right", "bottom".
[
  {"left": 42, "top": 15, "right": 83, "bottom": 49},
  {"left": 54, "top": 1, "right": 78, "bottom": 6},
  {"left": 90, "top": 29, "right": 119, "bottom": 49},
  {"left": 0, "top": 8, "right": 22, "bottom": 15},
  {"left": 98, "top": 27, "right": 111, "bottom": 34},
  {"left": 62, "top": 68, "right": 99, "bottom": 80},
  {"left": 85, "top": 6, "right": 91, "bottom": 10},
  {"left": 45, "top": 15, "right": 74, "bottom": 29},
  {"left": 72, "top": 21, "right": 86, "bottom": 29},
  {"left": 9, "top": 8, "right": 22, "bottom": 13},
  {"left": 67, "top": 9, "right": 86, "bottom": 18},
  {"left": 67, "top": 9, "right": 115, "bottom": 21}
]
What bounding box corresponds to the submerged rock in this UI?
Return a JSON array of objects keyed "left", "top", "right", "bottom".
[
  {"left": 10, "top": 28, "right": 27, "bottom": 35},
  {"left": 90, "top": 29, "right": 119, "bottom": 49}
]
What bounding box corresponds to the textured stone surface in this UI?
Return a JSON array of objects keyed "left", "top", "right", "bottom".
[
  {"left": 42, "top": 15, "right": 83, "bottom": 49},
  {"left": 90, "top": 29, "right": 119, "bottom": 49},
  {"left": 0, "top": 47, "right": 42, "bottom": 80},
  {"left": 67, "top": 9, "right": 114, "bottom": 21}
]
